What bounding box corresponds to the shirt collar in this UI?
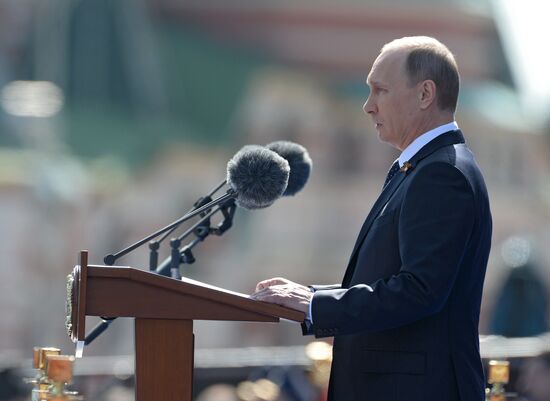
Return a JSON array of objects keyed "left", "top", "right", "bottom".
[{"left": 398, "top": 121, "right": 459, "bottom": 167}]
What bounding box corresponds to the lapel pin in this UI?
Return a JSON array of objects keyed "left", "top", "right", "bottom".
[{"left": 400, "top": 162, "right": 413, "bottom": 174}]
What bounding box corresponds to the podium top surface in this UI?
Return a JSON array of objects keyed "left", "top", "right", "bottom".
[
  {"left": 85, "top": 263, "right": 306, "bottom": 323},
  {"left": 67, "top": 251, "right": 305, "bottom": 343}
]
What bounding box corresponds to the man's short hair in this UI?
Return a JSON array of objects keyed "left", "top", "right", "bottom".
[{"left": 382, "top": 36, "right": 460, "bottom": 112}]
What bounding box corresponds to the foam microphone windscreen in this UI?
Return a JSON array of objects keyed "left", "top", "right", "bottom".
[
  {"left": 266, "top": 140, "right": 312, "bottom": 196},
  {"left": 226, "top": 145, "right": 290, "bottom": 209}
]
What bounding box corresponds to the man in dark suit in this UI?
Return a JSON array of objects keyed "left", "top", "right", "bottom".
[{"left": 251, "top": 36, "right": 492, "bottom": 401}]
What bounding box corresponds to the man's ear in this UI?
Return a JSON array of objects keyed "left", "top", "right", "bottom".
[{"left": 418, "top": 80, "right": 436, "bottom": 109}]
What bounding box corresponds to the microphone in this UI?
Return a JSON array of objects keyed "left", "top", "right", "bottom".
[
  {"left": 201, "top": 141, "right": 311, "bottom": 204},
  {"left": 104, "top": 145, "right": 290, "bottom": 266},
  {"left": 154, "top": 142, "right": 310, "bottom": 273},
  {"left": 226, "top": 145, "right": 290, "bottom": 209},
  {"left": 265, "top": 140, "right": 312, "bottom": 196},
  {"left": 152, "top": 144, "right": 290, "bottom": 276}
]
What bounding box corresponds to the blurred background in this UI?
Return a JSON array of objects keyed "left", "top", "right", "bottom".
[{"left": 1, "top": 0, "right": 550, "bottom": 400}]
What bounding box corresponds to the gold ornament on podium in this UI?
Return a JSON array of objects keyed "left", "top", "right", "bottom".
[
  {"left": 25, "top": 347, "right": 61, "bottom": 401},
  {"left": 485, "top": 360, "right": 510, "bottom": 401},
  {"left": 25, "top": 347, "right": 83, "bottom": 401}
]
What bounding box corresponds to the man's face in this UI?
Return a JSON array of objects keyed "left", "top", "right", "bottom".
[{"left": 364, "top": 49, "right": 421, "bottom": 150}]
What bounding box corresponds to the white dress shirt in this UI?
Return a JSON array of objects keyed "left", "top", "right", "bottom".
[{"left": 398, "top": 121, "right": 459, "bottom": 167}]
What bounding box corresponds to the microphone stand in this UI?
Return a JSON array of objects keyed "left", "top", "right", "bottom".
[
  {"left": 147, "top": 179, "right": 227, "bottom": 272},
  {"left": 85, "top": 181, "right": 232, "bottom": 346},
  {"left": 156, "top": 198, "right": 236, "bottom": 278},
  {"left": 152, "top": 194, "right": 214, "bottom": 274},
  {"left": 102, "top": 187, "right": 234, "bottom": 266}
]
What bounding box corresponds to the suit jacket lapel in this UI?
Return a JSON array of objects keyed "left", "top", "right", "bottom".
[
  {"left": 341, "top": 130, "right": 465, "bottom": 287},
  {"left": 342, "top": 172, "right": 407, "bottom": 286}
]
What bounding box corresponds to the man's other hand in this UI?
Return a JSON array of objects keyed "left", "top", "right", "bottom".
[{"left": 251, "top": 277, "right": 312, "bottom": 314}]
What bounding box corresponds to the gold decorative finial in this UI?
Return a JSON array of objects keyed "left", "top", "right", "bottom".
[
  {"left": 25, "top": 347, "right": 83, "bottom": 401},
  {"left": 486, "top": 360, "right": 510, "bottom": 401}
]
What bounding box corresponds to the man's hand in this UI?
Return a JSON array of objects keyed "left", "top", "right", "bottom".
[{"left": 251, "top": 277, "right": 312, "bottom": 314}]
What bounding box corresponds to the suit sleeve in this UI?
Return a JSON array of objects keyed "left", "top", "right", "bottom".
[
  {"left": 301, "top": 284, "right": 342, "bottom": 335},
  {"left": 309, "top": 162, "right": 475, "bottom": 337}
]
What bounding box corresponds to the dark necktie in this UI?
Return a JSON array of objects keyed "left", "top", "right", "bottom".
[{"left": 383, "top": 160, "right": 400, "bottom": 188}]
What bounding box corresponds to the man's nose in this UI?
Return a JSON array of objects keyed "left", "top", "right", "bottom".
[{"left": 363, "top": 96, "right": 375, "bottom": 115}]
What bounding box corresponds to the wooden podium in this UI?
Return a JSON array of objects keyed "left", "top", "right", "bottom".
[{"left": 66, "top": 251, "right": 305, "bottom": 401}]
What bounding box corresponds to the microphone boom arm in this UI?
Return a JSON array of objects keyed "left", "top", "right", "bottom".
[
  {"left": 155, "top": 198, "right": 236, "bottom": 276},
  {"left": 103, "top": 191, "right": 236, "bottom": 265}
]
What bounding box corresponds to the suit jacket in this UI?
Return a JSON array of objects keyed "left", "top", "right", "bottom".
[{"left": 304, "top": 130, "right": 492, "bottom": 401}]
